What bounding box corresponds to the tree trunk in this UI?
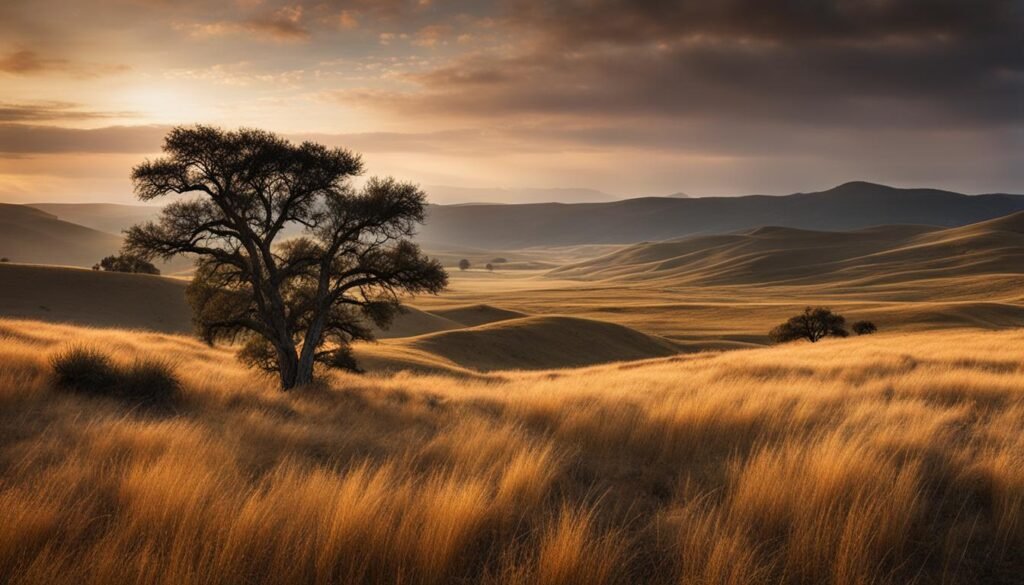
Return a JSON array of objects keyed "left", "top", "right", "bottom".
[
  {"left": 294, "top": 353, "right": 316, "bottom": 387},
  {"left": 276, "top": 343, "right": 301, "bottom": 390}
]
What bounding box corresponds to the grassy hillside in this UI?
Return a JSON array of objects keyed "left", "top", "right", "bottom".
[
  {"left": 0, "top": 263, "right": 192, "bottom": 332},
  {"left": 0, "top": 204, "right": 121, "bottom": 266},
  {"left": 550, "top": 212, "right": 1024, "bottom": 287},
  {"left": 2, "top": 319, "right": 1023, "bottom": 584}
]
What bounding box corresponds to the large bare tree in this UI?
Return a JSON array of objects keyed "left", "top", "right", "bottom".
[{"left": 125, "top": 126, "right": 447, "bottom": 389}]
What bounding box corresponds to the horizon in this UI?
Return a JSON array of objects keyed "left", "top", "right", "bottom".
[
  {"left": 2, "top": 0, "right": 1022, "bottom": 204},
  {"left": 7, "top": 179, "right": 1024, "bottom": 208}
]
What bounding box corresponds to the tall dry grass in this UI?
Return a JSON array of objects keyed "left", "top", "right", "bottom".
[{"left": 1, "top": 318, "right": 1023, "bottom": 584}]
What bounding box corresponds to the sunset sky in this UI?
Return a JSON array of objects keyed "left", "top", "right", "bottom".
[{"left": 1, "top": 0, "right": 1021, "bottom": 203}]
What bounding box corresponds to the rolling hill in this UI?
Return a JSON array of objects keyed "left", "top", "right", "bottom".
[
  {"left": 549, "top": 212, "right": 1024, "bottom": 288},
  {"left": 0, "top": 263, "right": 192, "bottom": 332},
  {"left": 0, "top": 204, "right": 122, "bottom": 267},
  {"left": 419, "top": 182, "right": 1024, "bottom": 248},
  {"left": 356, "top": 315, "right": 682, "bottom": 372}
]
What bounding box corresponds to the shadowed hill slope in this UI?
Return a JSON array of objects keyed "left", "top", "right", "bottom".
[
  {"left": 0, "top": 263, "right": 192, "bottom": 332},
  {"left": 0, "top": 204, "right": 122, "bottom": 266},
  {"left": 0, "top": 264, "right": 468, "bottom": 340},
  {"left": 419, "top": 182, "right": 1024, "bottom": 248},
  {"left": 358, "top": 315, "right": 682, "bottom": 372}
]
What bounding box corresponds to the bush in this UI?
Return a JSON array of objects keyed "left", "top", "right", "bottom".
[
  {"left": 120, "top": 358, "right": 181, "bottom": 404},
  {"left": 852, "top": 320, "right": 878, "bottom": 335},
  {"left": 326, "top": 346, "right": 364, "bottom": 374},
  {"left": 51, "top": 346, "right": 120, "bottom": 394},
  {"left": 458, "top": 259, "right": 471, "bottom": 271},
  {"left": 51, "top": 346, "right": 180, "bottom": 405},
  {"left": 485, "top": 263, "right": 494, "bottom": 271},
  {"left": 769, "top": 307, "right": 849, "bottom": 343},
  {"left": 94, "top": 254, "right": 161, "bottom": 275},
  {"left": 0, "top": 257, "right": 9, "bottom": 263}
]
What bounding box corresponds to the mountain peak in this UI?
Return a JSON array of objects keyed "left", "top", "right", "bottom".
[{"left": 826, "top": 181, "right": 895, "bottom": 194}]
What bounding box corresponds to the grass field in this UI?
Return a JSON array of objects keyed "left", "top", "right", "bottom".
[{"left": 2, "top": 318, "right": 1023, "bottom": 584}]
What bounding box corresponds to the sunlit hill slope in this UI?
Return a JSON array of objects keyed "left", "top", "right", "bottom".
[{"left": 2, "top": 319, "right": 1024, "bottom": 584}]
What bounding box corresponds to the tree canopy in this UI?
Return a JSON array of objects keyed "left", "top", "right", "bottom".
[
  {"left": 769, "top": 307, "right": 849, "bottom": 344},
  {"left": 124, "top": 125, "right": 447, "bottom": 389}
]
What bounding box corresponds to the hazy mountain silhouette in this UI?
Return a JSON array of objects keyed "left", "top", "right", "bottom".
[
  {"left": 28, "top": 203, "right": 162, "bottom": 235},
  {"left": 417, "top": 182, "right": 1024, "bottom": 248},
  {"left": 424, "top": 186, "right": 620, "bottom": 205},
  {"left": 0, "top": 204, "right": 121, "bottom": 266}
]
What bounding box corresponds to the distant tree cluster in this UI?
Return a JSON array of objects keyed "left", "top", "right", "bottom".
[
  {"left": 93, "top": 254, "right": 161, "bottom": 275},
  {"left": 769, "top": 307, "right": 876, "bottom": 343}
]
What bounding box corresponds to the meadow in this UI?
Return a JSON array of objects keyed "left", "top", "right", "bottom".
[{"left": 2, "top": 318, "right": 1023, "bottom": 584}]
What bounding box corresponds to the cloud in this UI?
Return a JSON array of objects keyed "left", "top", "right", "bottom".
[
  {"left": 0, "top": 124, "right": 168, "bottom": 155},
  {"left": 177, "top": 5, "right": 310, "bottom": 42},
  {"left": 0, "top": 102, "right": 137, "bottom": 123},
  {"left": 0, "top": 50, "right": 128, "bottom": 77},
  {"left": 0, "top": 50, "right": 68, "bottom": 74},
  {"left": 506, "top": 0, "right": 1022, "bottom": 45},
  {"left": 328, "top": 0, "right": 1022, "bottom": 133}
]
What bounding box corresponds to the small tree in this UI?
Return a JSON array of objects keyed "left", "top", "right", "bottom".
[
  {"left": 94, "top": 254, "right": 161, "bottom": 275},
  {"left": 769, "top": 307, "right": 849, "bottom": 343},
  {"left": 124, "top": 125, "right": 447, "bottom": 390},
  {"left": 485, "top": 263, "right": 494, "bottom": 272},
  {"left": 458, "top": 259, "right": 471, "bottom": 271},
  {"left": 852, "top": 320, "right": 877, "bottom": 335}
]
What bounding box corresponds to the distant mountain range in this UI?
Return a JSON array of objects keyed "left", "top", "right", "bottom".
[
  {"left": 5, "top": 182, "right": 1024, "bottom": 267},
  {"left": 417, "top": 182, "right": 1024, "bottom": 248},
  {"left": 423, "top": 186, "right": 621, "bottom": 205}
]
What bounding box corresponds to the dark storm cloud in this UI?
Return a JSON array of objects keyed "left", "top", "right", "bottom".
[
  {"left": 344, "top": 0, "right": 1023, "bottom": 131},
  {"left": 506, "top": 0, "right": 1021, "bottom": 44}
]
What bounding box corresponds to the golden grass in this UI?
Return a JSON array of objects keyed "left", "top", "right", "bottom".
[{"left": 2, "top": 318, "right": 1024, "bottom": 584}]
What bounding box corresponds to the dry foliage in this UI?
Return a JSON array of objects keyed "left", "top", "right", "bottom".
[{"left": 1, "top": 318, "right": 1023, "bottom": 584}]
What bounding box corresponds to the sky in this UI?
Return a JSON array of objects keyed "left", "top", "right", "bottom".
[{"left": 0, "top": 0, "right": 1022, "bottom": 204}]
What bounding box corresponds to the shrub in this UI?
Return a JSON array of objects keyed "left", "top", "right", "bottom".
[
  {"left": 326, "top": 346, "right": 364, "bottom": 374},
  {"left": 50, "top": 346, "right": 119, "bottom": 394},
  {"left": 770, "top": 307, "right": 849, "bottom": 343},
  {"left": 120, "top": 358, "right": 181, "bottom": 404},
  {"left": 458, "top": 259, "right": 471, "bottom": 271},
  {"left": 852, "top": 320, "right": 878, "bottom": 335},
  {"left": 0, "top": 257, "right": 9, "bottom": 263},
  {"left": 485, "top": 263, "right": 494, "bottom": 271},
  {"left": 51, "top": 347, "right": 180, "bottom": 404}
]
